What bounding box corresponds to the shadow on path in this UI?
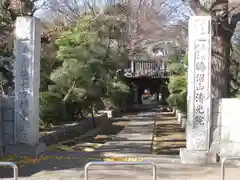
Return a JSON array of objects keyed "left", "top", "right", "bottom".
[
  {"left": 0, "top": 105, "right": 158, "bottom": 178},
  {"left": 152, "top": 109, "right": 186, "bottom": 155}
]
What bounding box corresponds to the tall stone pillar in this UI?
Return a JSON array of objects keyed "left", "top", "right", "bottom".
[
  {"left": 6, "top": 16, "right": 45, "bottom": 156},
  {"left": 180, "top": 16, "right": 212, "bottom": 164}
]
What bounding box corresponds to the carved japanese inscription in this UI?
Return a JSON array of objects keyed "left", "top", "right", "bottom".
[
  {"left": 194, "top": 40, "right": 208, "bottom": 126},
  {"left": 16, "top": 41, "right": 31, "bottom": 144},
  {"left": 14, "top": 17, "right": 41, "bottom": 146}
]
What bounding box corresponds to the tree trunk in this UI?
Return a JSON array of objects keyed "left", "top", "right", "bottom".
[
  {"left": 196, "top": 0, "right": 233, "bottom": 98},
  {"left": 211, "top": 0, "right": 232, "bottom": 98}
]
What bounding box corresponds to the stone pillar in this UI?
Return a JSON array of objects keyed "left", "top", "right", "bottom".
[
  {"left": 6, "top": 16, "right": 45, "bottom": 156},
  {"left": 131, "top": 60, "right": 134, "bottom": 73},
  {"left": 180, "top": 16, "right": 212, "bottom": 164}
]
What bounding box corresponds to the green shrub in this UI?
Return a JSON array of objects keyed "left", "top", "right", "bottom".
[
  {"left": 182, "top": 53, "right": 188, "bottom": 66},
  {"left": 167, "top": 75, "right": 187, "bottom": 113},
  {"left": 177, "top": 90, "right": 187, "bottom": 112},
  {"left": 168, "top": 75, "right": 187, "bottom": 94},
  {"left": 167, "top": 62, "right": 185, "bottom": 75},
  {"left": 40, "top": 92, "right": 67, "bottom": 127},
  {"left": 167, "top": 94, "right": 178, "bottom": 107},
  {"left": 167, "top": 90, "right": 187, "bottom": 113},
  {"left": 105, "top": 79, "right": 130, "bottom": 110}
]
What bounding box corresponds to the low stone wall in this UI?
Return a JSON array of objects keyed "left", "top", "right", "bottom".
[
  {"left": 40, "top": 113, "right": 110, "bottom": 145},
  {"left": 98, "top": 109, "right": 121, "bottom": 119},
  {"left": 220, "top": 99, "right": 240, "bottom": 159},
  {"left": 0, "top": 96, "right": 15, "bottom": 146},
  {"left": 174, "top": 109, "right": 186, "bottom": 129}
]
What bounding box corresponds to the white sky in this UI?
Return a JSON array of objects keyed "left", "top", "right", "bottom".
[
  {"left": 34, "top": 0, "right": 105, "bottom": 20},
  {"left": 34, "top": 0, "right": 192, "bottom": 21}
]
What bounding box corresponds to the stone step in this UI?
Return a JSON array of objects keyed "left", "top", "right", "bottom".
[
  {"left": 156, "top": 116, "right": 177, "bottom": 120},
  {"left": 157, "top": 113, "right": 175, "bottom": 117}
]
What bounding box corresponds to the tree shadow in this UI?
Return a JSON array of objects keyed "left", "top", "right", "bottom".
[
  {"left": 0, "top": 104, "right": 164, "bottom": 178},
  {"left": 153, "top": 111, "right": 186, "bottom": 156}
]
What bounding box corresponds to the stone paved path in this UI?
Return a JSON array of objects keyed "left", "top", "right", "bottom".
[
  {"left": 0, "top": 105, "right": 240, "bottom": 179},
  {"left": 93, "top": 108, "right": 157, "bottom": 156}
]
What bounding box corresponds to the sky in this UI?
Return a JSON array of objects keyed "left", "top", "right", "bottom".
[
  {"left": 34, "top": 0, "right": 108, "bottom": 20},
  {"left": 166, "top": 0, "right": 193, "bottom": 20},
  {"left": 33, "top": 0, "right": 48, "bottom": 19},
  {"left": 34, "top": 0, "right": 192, "bottom": 21}
]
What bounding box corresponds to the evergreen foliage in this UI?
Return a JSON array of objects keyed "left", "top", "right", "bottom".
[
  {"left": 41, "top": 7, "right": 131, "bottom": 125},
  {"left": 167, "top": 51, "right": 187, "bottom": 113}
]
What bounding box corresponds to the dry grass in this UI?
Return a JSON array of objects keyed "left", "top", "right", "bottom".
[{"left": 153, "top": 112, "right": 186, "bottom": 155}]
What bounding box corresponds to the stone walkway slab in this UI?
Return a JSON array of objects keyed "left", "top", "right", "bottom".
[{"left": 93, "top": 109, "right": 157, "bottom": 155}]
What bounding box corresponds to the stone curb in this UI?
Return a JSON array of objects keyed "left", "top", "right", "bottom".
[
  {"left": 174, "top": 109, "right": 186, "bottom": 129},
  {"left": 39, "top": 113, "right": 110, "bottom": 146}
]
